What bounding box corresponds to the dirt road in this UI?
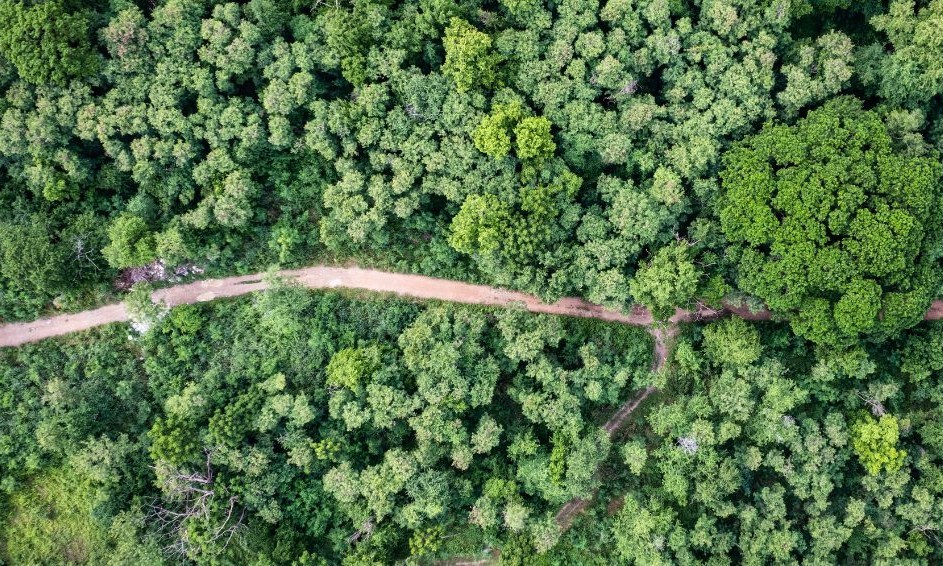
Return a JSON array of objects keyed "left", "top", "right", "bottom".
[
  {"left": 4, "top": 264, "right": 942, "bottom": 348},
  {"left": 0, "top": 265, "right": 656, "bottom": 348}
]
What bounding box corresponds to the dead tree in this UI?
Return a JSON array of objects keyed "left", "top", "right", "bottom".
[
  {"left": 855, "top": 391, "right": 886, "bottom": 417},
  {"left": 72, "top": 237, "right": 100, "bottom": 272},
  {"left": 147, "top": 450, "right": 246, "bottom": 558},
  {"left": 347, "top": 516, "right": 375, "bottom": 544}
]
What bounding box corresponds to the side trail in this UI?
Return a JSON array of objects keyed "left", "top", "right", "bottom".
[
  {"left": 552, "top": 324, "right": 674, "bottom": 531},
  {"left": 445, "top": 327, "right": 674, "bottom": 566}
]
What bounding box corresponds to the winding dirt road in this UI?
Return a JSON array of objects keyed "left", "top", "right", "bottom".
[
  {"left": 0, "top": 266, "right": 658, "bottom": 348},
  {"left": 0, "top": 263, "right": 851, "bottom": 348}
]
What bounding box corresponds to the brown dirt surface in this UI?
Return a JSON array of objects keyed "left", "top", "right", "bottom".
[
  {"left": 603, "top": 385, "right": 659, "bottom": 435},
  {"left": 606, "top": 495, "right": 626, "bottom": 516},
  {"left": 554, "top": 495, "right": 594, "bottom": 531},
  {"left": 0, "top": 304, "right": 130, "bottom": 348},
  {"left": 0, "top": 265, "right": 652, "bottom": 348},
  {"left": 4, "top": 263, "right": 942, "bottom": 348}
]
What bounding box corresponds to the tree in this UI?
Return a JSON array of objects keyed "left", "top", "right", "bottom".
[
  {"left": 472, "top": 102, "right": 526, "bottom": 159},
  {"left": 778, "top": 31, "right": 854, "bottom": 115},
  {"left": 448, "top": 194, "right": 512, "bottom": 255},
  {"left": 473, "top": 102, "right": 556, "bottom": 161},
  {"left": 441, "top": 18, "right": 500, "bottom": 93},
  {"left": 0, "top": 218, "right": 68, "bottom": 298},
  {"left": 701, "top": 318, "right": 762, "bottom": 369},
  {"left": 861, "top": 0, "right": 943, "bottom": 107},
  {"left": 514, "top": 117, "right": 555, "bottom": 161},
  {"left": 851, "top": 414, "right": 906, "bottom": 475},
  {"left": 103, "top": 215, "right": 157, "bottom": 269},
  {"left": 326, "top": 346, "right": 381, "bottom": 391},
  {"left": 0, "top": 0, "right": 98, "bottom": 85},
  {"left": 719, "top": 97, "right": 943, "bottom": 346},
  {"left": 629, "top": 242, "right": 701, "bottom": 319}
]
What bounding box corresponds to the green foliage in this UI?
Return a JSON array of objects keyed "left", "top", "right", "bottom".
[
  {"left": 4, "top": 2, "right": 943, "bottom": 562},
  {"left": 778, "top": 32, "right": 854, "bottom": 115},
  {"left": 148, "top": 413, "right": 200, "bottom": 466},
  {"left": 514, "top": 117, "right": 555, "bottom": 161},
  {"left": 621, "top": 440, "right": 647, "bottom": 475},
  {"left": 0, "top": 327, "right": 149, "bottom": 493},
  {"left": 0, "top": 0, "right": 98, "bottom": 85},
  {"left": 472, "top": 103, "right": 555, "bottom": 162},
  {"left": 408, "top": 525, "right": 444, "bottom": 557},
  {"left": 0, "top": 218, "right": 68, "bottom": 301},
  {"left": 719, "top": 97, "right": 943, "bottom": 345},
  {"left": 3, "top": 0, "right": 933, "bottom": 326},
  {"left": 863, "top": 0, "right": 943, "bottom": 106},
  {"left": 701, "top": 318, "right": 761, "bottom": 368},
  {"left": 2, "top": 467, "right": 160, "bottom": 564},
  {"left": 6, "top": 288, "right": 943, "bottom": 562},
  {"left": 851, "top": 414, "right": 907, "bottom": 475},
  {"left": 629, "top": 242, "right": 701, "bottom": 319},
  {"left": 0, "top": 289, "right": 653, "bottom": 562},
  {"left": 102, "top": 215, "right": 157, "bottom": 269},
  {"left": 605, "top": 321, "right": 943, "bottom": 564},
  {"left": 448, "top": 194, "right": 512, "bottom": 254},
  {"left": 326, "top": 345, "right": 381, "bottom": 391},
  {"left": 448, "top": 164, "right": 583, "bottom": 299},
  {"left": 834, "top": 279, "right": 882, "bottom": 335},
  {"left": 0, "top": 0, "right": 937, "bottom": 333},
  {"left": 441, "top": 18, "right": 500, "bottom": 93},
  {"left": 472, "top": 102, "right": 526, "bottom": 159}
]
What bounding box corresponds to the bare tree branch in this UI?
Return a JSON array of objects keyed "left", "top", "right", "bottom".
[
  {"left": 147, "top": 449, "right": 245, "bottom": 558},
  {"left": 855, "top": 391, "right": 886, "bottom": 417}
]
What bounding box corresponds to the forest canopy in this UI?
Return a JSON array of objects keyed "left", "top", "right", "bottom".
[
  {"left": 0, "top": 0, "right": 940, "bottom": 327},
  {"left": 2, "top": 0, "right": 943, "bottom": 563}
]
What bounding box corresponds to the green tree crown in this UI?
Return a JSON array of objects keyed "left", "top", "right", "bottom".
[{"left": 719, "top": 97, "right": 943, "bottom": 346}]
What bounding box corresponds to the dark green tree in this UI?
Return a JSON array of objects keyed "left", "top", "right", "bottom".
[
  {"left": 719, "top": 97, "right": 943, "bottom": 346},
  {"left": 0, "top": 0, "right": 98, "bottom": 85},
  {"left": 859, "top": 0, "right": 943, "bottom": 107}
]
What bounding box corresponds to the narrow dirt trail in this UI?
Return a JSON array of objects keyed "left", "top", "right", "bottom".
[{"left": 553, "top": 325, "right": 671, "bottom": 531}]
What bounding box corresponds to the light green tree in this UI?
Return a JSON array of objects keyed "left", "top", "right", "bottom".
[
  {"left": 442, "top": 18, "right": 501, "bottom": 93},
  {"left": 629, "top": 242, "right": 701, "bottom": 319},
  {"left": 102, "top": 215, "right": 157, "bottom": 269},
  {"left": 851, "top": 414, "right": 906, "bottom": 475},
  {"left": 514, "top": 116, "right": 556, "bottom": 161}
]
